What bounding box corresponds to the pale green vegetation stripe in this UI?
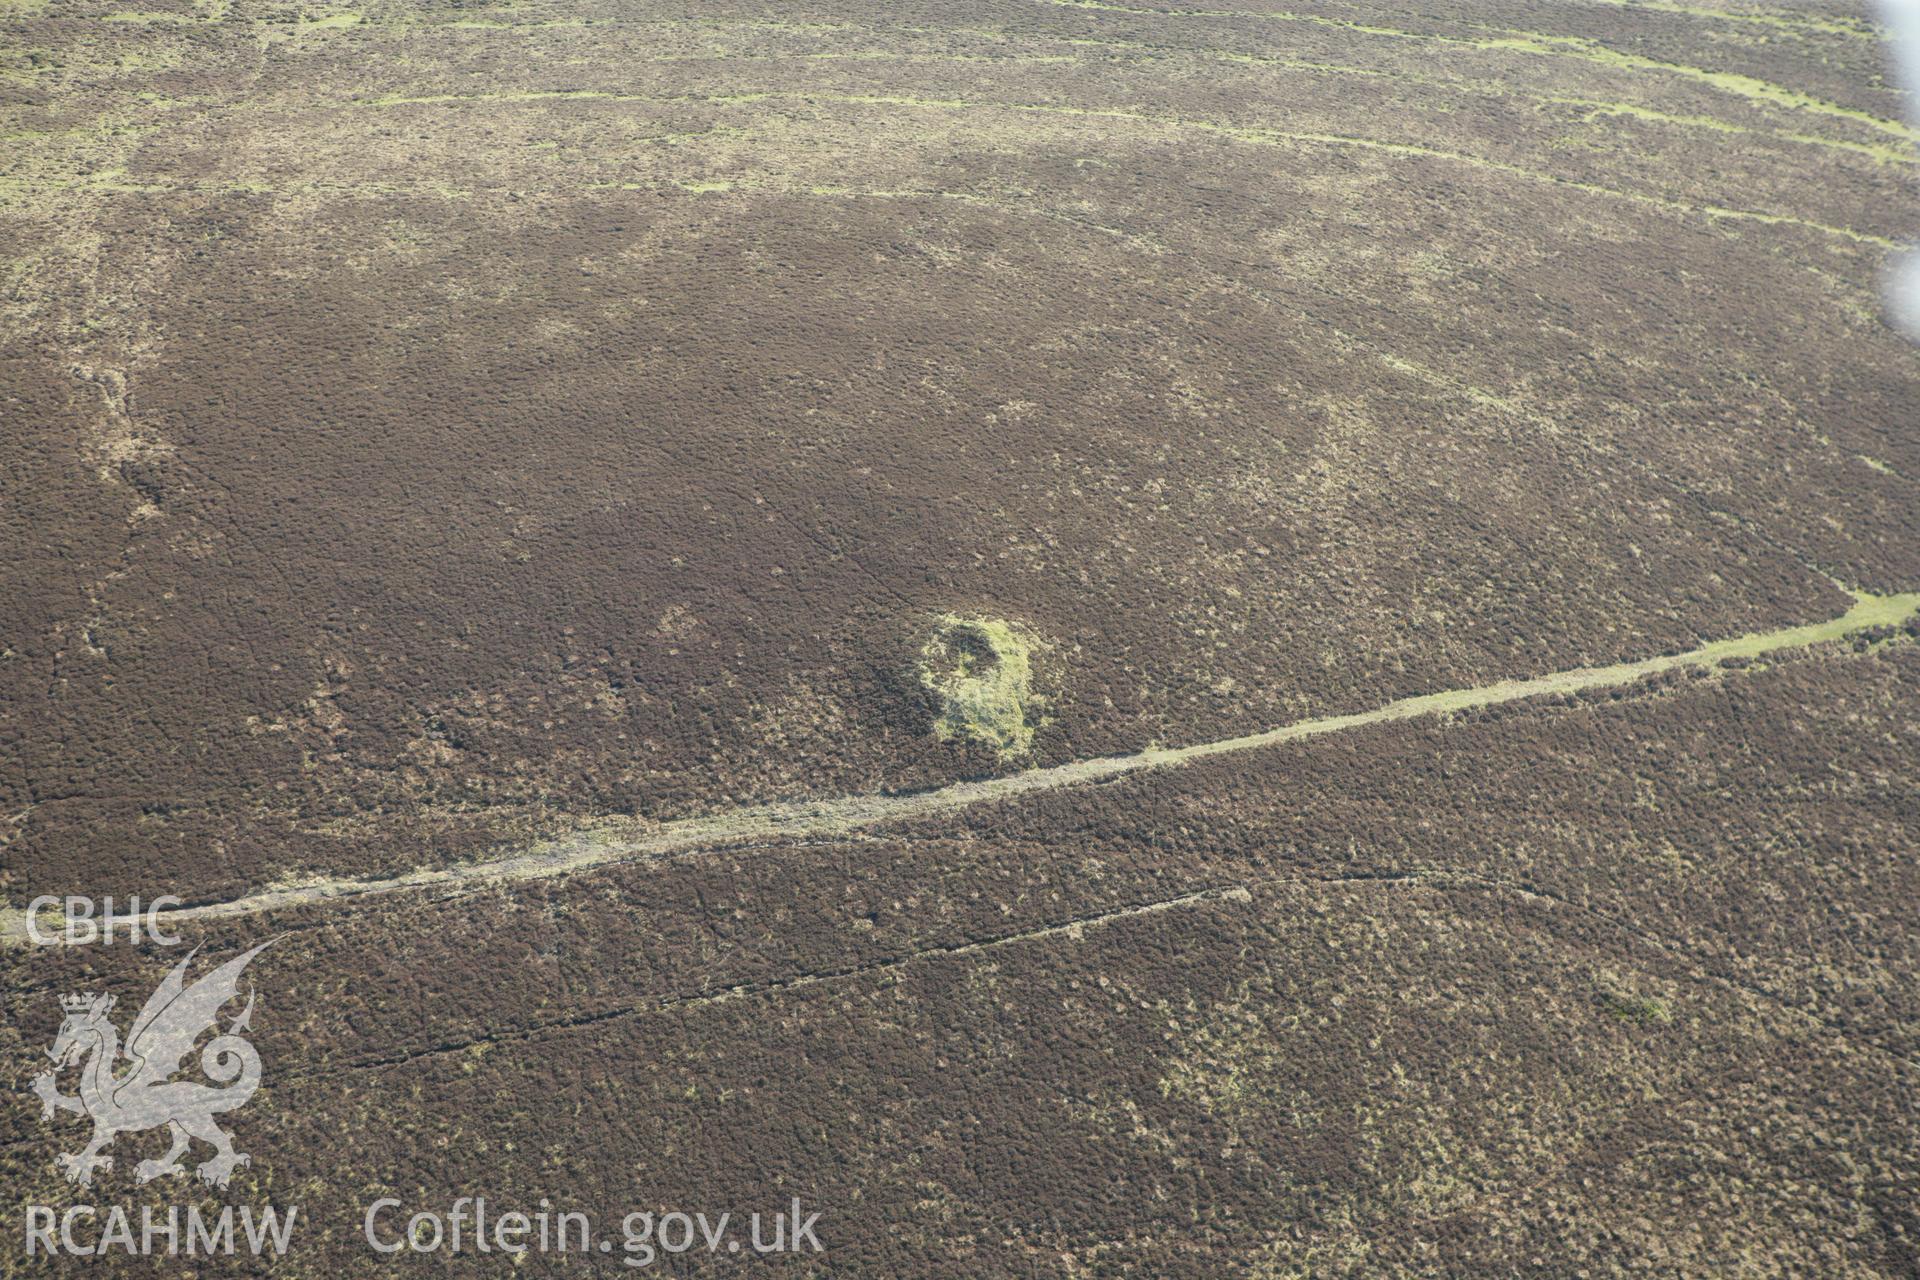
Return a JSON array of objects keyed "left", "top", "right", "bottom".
[
  {"left": 4, "top": 589, "right": 1912, "bottom": 942},
  {"left": 276, "top": 13, "right": 1909, "bottom": 164},
  {"left": 1044, "top": 1, "right": 1915, "bottom": 142},
  {"left": 1566, "top": 0, "right": 1880, "bottom": 42},
  {"left": 342, "top": 90, "right": 1897, "bottom": 247},
  {"left": 1554, "top": 98, "right": 1913, "bottom": 166}
]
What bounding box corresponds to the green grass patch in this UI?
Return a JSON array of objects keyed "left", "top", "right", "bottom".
[
  {"left": 1600, "top": 989, "right": 1674, "bottom": 1026},
  {"left": 920, "top": 615, "right": 1044, "bottom": 759}
]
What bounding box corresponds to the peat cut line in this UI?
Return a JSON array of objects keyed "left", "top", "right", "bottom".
[
  {"left": 301, "top": 884, "right": 1256, "bottom": 1080},
  {"left": 4, "top": 589, "right": 1915, "bottom": 943}
]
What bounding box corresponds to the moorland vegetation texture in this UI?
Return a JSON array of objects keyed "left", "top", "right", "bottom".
[{"left": 3, "top": 0, "right": 1920, "bottom": 1274}]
